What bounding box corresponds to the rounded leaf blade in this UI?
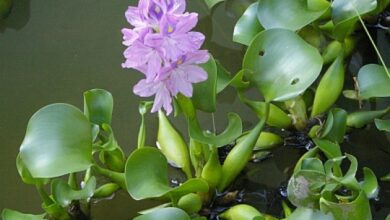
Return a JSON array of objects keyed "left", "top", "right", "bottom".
[
  {"left": 20, "top": 104, "right": 92, "bottom": 178},
  {"left": 243, "top": 29, "right": 323, "bottom": 102}
]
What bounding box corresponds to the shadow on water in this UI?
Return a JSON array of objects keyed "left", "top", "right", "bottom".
[{"left": 0, "top": 0, "right": 30, "bottom": 32}]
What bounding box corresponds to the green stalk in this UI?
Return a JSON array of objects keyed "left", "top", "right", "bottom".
[
  {"left": 35, "top": 184, "right": 52, "bottom": 206},
  {"left": 92, "top": 165, "right": 126, "bottom": 189},
  {"left": 68, "top": 173, "right": 78, "bottom": 190},
  {"left": 355, "top": 7, "right": 390, "bottom": 79}
]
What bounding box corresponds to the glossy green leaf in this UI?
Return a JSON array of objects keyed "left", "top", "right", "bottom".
[
  {"left": 294, "top": 147, "right": 320, "bottom": 173},
  {"left": 16, "top": 154, "right": 49, "bottom": 185},
  {"left": 331, "top": 0, "right": 377, "bottom": 40},
  {"left": 240, "top": 98, "right": 292, "bottom": 128},
  {"left": 357, "top": 64, "right": 390, "bottom": 99},
  {"left": 201, "top": 148, "right": 222, "bottom": 188},
  {"left": 99, "top": 147, "right": 126, "bottom": 172},
  {"left": 52, "top": 176, "right": 96, "bottom": 207},
  {"left": 301, "top": 158, "right": 325, "bottom": 173},
  {"left": 243, "top": 29, "right": 323, "bottom": 102},
  {"left": 286, "top": 207, "right": 333, "bottom": 220},
  {"left": 177, "top": 193, "right": 202, "bottom": 213},
  {"left": 321, "top": 108, "right": 347, "bottom": 143},
  {"left": 361, "top": 167, "right": 379, "bottom": 199},
  {"left": 375, "top": 119, "right": 390, "bottom": 132},
  {"left": 320, "top": 190, "right": 371, "bottom": 220},
  {"left": 233, "top": 2, "right": 264, "bottom": 46},
  {"left": 84, "top": 89, "right": 113, "bottom": 125},
  {"left": 188, "top": 113, "right": 243, "bottom": 147},
  {"left": 158, "top": 111, "right": 191, "bottom": 178},
  {"left": 1, "top": 209, "right": 45, "bottom": 220},
  {"left": 311, "top": 56, "right": 345, "bottom": 117},
  {"left": 347, "top": 107, "right": 390, "bottom": 128},
  {"left": 253, "top": 132, "right": 283, "bottom": 150},
  {"left": 257, "top": 0, "right": 329, "bottom": 31},
  {"left": 20, "top": 104, "right": 92, "bottom": 178},
  {"left": 314, "top": 139, "right": 342, "bottom": 159},
  {"left": 193, "top": 55, "right": 217, "bottom": 112},
  {"left": 219, "top": 204, "right": 264, "bottom": 220},
  {"left": 332, "top": 0, "right": 377, "bottom": 24},
  {"left": 219, "top": 107, "right": 268, "bottom": 191},
  {"left": 138, "top": 101, "right": 153, "bottom": 148},
  {"left": 216, "top": 60, "right": 232, "bottom": 93},
  {"left": 134, "top": 207, "right": 190, "bottom": 220},
  {"left": 125, "top": 147, "right": 208, "bottom": 200},
  {"left": 324, "top": 154, "right": 360, "bottom": 190},
  {"left": 93, "top": 183, "right": 120, "bottom": 198},
  {"left": 204, "top": 0, "right": 224, "bottom": 9}
]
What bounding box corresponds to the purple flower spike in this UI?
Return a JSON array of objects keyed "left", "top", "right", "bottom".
[{"left": 122, "top": 0, "right": 209, "bottom": 115}]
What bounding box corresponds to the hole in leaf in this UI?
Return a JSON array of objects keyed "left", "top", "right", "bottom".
[
  {"left": 258, "top": 50, "right": 265, "bottom": 56},
  {"left": 290, "top": 78, "right": 299, "bottom": 85}
]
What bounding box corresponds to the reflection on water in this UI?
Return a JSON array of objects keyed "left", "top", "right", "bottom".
[{"left": 0, "top": 0, "right": 389, "bottom": 219}]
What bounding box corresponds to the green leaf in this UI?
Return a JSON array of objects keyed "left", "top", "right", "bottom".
[
  {"left": 311, "top": 56, "right": 345, "bottom": 117},
  {"left": 257, "top": 0, "right": 329, "bottom": 31},
  {"left": 361, "top": 167, "right": 378, "bottom": 199},
  {"left": 219, "top": 107, "right": 268, "bottom": 191},
  {"left": 320, "top": 108, "right": 347, "bottom": 143},
  {"left": 243, "top": 29, "right": 323, "bottom": 102},
  {"left": 177, "top": 193, "right": 202, "bottom": 213},
  {"left": 347, "top": 107, "right": 390, "bottom": 128},
  {"left": 219, "top": 204, "right": 264, "bottom": 220},
  {"left": 233, "top": 2, "right": 264, "bottom": 46},
  {"left": 192, "top": 55, "right": 217, "bottom": 112},
  {"left": 20, "top": 104, "right": 92, "bottom": 178},
  {"left": 52, "top": 176, "right": 96, "bottom": 207},
  {"left": 324, "top": 154, "right": 360, "bottom": 190},
  {"left": 158, "top": 111, "right": 191, "bottom": 178},
  {"left": 332, "top": 0, "right": 377, "bottom": 24},
  {"left": 83, "top": 89, "right": 113, "bottom": 125},
  {"left": 287, "top": 170, "right": 326, "bottom": 208},
  {"left": 188, "top": 113, "right": 243, "bottom": 147},
  {"left": 320, "top": 190, "right": 371, "bottom": 220},
  {"left": 375, "top": 119, "right": 390, "bottom": 132},
  {"left": 134, "top": 207, "right": 190, "bottom": 220},
  {"left": 286, "top": 207, "right": 333, "bottom": 220},
  {"left": 125, "top": 147, "right": 208, "bottom": 200},
  {"left": 204, "top": 0, "right": 224, "bottom": 9},
  {"left": 16, "top": 154, "right": 49, "bottom": 185},
  {"left": 357, "top": 64, "right": 390, "bottom": 99},
  {"left": 216, "top": 60, "right": 232, "bottom": 93},
  {"left": 240, "top": 98, "right": 292, "bottom": 129},
  {"left": 314, "top": 139, "right": 342, "bottom": 159},
  {"left": 1, "top": 209, "right": 45, "bottom": 220},
  {"left": 381, "top": 173, "right": 390, "bottom": 181},
  {"left": 331, "top": 0, "right": 377, "bottom": 40}
]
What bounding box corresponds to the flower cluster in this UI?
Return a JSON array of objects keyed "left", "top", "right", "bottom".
[{"left": 122, "top": 0, "right": 209, "bottom": 115}]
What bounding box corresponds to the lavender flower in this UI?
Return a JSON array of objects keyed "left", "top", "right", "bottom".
[{"left": 122, "top": 0, "right": 209, "bottom": 115}]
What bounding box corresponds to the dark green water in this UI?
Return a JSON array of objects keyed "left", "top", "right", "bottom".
[{"left": 1, "top": 0, "right": 389, "bottom": 219}]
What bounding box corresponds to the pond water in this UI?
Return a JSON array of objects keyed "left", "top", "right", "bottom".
[{"left": 0, "top": 0, "right": 389, "bottom": 219}]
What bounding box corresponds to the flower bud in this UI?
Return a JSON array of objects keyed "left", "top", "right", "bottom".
[{"left": 219, "top": 204, "right": 263, "bottom": 220}]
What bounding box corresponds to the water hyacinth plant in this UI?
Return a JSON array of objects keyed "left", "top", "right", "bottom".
[{"left": 1, "top": 0, "right": 390, "bottom": 219}]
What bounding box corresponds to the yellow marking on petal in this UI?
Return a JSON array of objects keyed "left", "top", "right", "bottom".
[
  {"left": 167, "top": 26, "right": 174, "bottom": 33},
  {"left": 177, "top": 59, "right": 183, "bottom": 65}
]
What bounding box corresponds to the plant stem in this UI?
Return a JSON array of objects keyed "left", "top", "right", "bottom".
[
  {"left": 35, "top": 184, "right": 52, "bottom": 206},
  {"left": 68, "top": 173, "right": 78, "bottom": 190},
  {"left": 355, "top": 8, "right": 390, "bottom": 79},
  {"left": 92, "top": 165, "right": 126, "bottom": 190}
]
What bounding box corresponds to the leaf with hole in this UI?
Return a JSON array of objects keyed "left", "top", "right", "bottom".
[
  {"left": 19, "top": 104, "right": 92, "bottom": 178},
  {"left": 243, "top": 29, "right": 323, "bottom": 102}
]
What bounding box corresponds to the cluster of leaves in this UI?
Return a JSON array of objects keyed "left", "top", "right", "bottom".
[{"left": 2, "top": 0, "right": 390, "bottom": 219}]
